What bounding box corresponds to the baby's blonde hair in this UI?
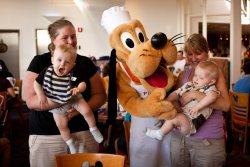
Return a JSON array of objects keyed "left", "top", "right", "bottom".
[
  {"left": 54, "top": 44, "right": 77, "bottom": 62},
  {"left": 197, "top": 61, "right": 219, "bottom": 80}
]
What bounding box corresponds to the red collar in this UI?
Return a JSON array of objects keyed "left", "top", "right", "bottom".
[{"left": 118, "top": 63, "right": 141, "bottom": 84}]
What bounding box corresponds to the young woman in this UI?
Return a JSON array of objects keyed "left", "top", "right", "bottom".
[{"left": 24, "top": 19, "right": 106, "bottom": 167}]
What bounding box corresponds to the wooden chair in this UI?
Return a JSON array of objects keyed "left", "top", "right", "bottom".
[
  {"left": 14, "top": 79, "right": 22, "bottom": 99},
  {"left": 55, "top": 153, "right": 125, "bottom": 167},
  {"left": 0, "top": 92, "right": 7, "bottom": 110},
  {"left": 0, "top": 92, "right": 8, "bottom": 137},
  {"left": 8, "top": 79, "right": 25, "bottom": 123},
  {"left": 123, "top": 121, "right": 130, "bottom": 163},
  {"left": 229, "top": 91, "right": 250, "bottom": 154}
]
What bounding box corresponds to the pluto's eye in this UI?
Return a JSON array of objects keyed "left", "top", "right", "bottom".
[
  {"left": 121, "top": 32, "right": 135, "bottom": 51},
  {"left": 135, "top": 27, "right": 145, "bottom": 43}
]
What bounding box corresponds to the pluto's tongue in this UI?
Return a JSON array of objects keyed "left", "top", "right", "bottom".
[{"left": 145, "top": 69, "right": 168, "bottom": 88}]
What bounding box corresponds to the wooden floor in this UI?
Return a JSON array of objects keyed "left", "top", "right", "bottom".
[
  {"left": 225, "top": 133, "right": 250, "bottom": 167},
  {"left": 6, "top": 106, "right": 250, "bottom": 167},
  {"left": 7, "top": 109, "right": 29, "bottom": 167}
]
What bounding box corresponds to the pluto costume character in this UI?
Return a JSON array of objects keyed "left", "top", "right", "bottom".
[{"left": 101, "top": 6, "right": 179, "bottom": 167}]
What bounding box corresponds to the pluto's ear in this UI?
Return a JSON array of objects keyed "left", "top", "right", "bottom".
[
  {"left": 105, "top": 49, "right": 117, "bottom": 153},
  {"left": 107, "top": 49, "right": 117, "bottom": 126}
]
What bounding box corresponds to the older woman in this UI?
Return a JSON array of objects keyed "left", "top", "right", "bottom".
[{"left": 170, "top": 33, "right": 230, "bottom": 167}]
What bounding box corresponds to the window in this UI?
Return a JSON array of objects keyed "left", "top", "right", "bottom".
[{"left": 35, "top": 29, "right": 50, "bottom": 55}]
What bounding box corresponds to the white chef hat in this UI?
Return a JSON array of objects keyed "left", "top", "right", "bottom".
[{"left": 101, "top": 6, "right": 131, "bottom": 34}]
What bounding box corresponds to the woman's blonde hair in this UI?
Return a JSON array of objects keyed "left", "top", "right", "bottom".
[{"left": 184, "top": 33, "right": 209, "bottom": 55}]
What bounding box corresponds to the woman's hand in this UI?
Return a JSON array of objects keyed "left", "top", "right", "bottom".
[
  {"left": 87, "top": 72, "right": 107, "bottom": 111},
  {"left": 38, "top": 94, "right": 48, "bottom": 110},
  {"left": 24, "top": 71, "right": 61, "bottom": 110},
  {"left": 179, "top": 90, "right": 205, "bottom": 106},
  {"left": 172, "top": 100, "right": 183, "bottom": 112}
]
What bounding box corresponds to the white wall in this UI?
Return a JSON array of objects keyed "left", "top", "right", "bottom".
[
  {"left": 0, "top": 0, "right": 123, "bottom": 82},
  {"left": 0, "top": 0, "right": 237, "bottom": 89},
  {"left": 188, "top": 0, "right": 230, "bottom": 35},
  {"left": 125, "top": 0, "right": 178, "bottom": 39},
  {"left": 0, "top": 0, "right": 179, "bottom": 83},
  {"left": 0, "top": 0, "right": 78, "bottom": 81}
]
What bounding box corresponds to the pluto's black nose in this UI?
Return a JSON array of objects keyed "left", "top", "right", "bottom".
[{"left": 151, "top": 32, "right": 168, "bottom": 49}]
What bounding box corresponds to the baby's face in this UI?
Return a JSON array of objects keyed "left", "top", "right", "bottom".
[
  {"left": 52, "top": 50, "right": 75, "bottom": 76},
  {"left": 192, "top": 66, "right": 214, "bottom": 87}
]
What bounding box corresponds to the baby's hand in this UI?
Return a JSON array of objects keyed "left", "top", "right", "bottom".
[
  {"left": 189, "top": 108, "right": 199, "bottom": 118},
  {"left": 70, "top": 87, "right": 80, "bottom": 96}
]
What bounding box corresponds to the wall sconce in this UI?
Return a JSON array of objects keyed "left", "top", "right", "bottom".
[
  {"left": 43, "top": 15, "right": 65, "bottom": 22},
  {"left": 0, "top": 39, "right": 8, "bottom": 53}
]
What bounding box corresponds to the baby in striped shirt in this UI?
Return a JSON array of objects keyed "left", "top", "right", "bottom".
[{"left": 34, "top": 44, "right": 103, "bottom": 154}]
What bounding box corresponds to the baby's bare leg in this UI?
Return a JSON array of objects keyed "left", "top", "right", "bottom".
[
  {"left": 75, "top": 98, "right": 96, "bottom": 128},
  {"left": 53, "top": 113, "right": 71, "bottom": 141},
  {"left": 161, "top": 113, "right": 191, "bottom": 135},
  {"left": 75, "top": 98, "right": 103, "bottom": 143},
  {"left": 146, "top": 113, "right": 191, "bottom": 140},
  {"left": 53, "top": 113, "right": 76, "bottom": 154}
]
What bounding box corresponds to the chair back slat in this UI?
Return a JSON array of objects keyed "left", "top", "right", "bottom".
[
  {"left": 0, "top": 91, "right": 7, "bottom": 111},
  {"left": 230, "top": 91, "right": 249, "bottom": 124},
  {"left": 229, "top": 91, "right": 250, "bottom": 154},
  {"left": 14, "top": 79, "right": 22, "bottom": 99},
  {"left": 0, "top": 91, "right": 8, "bottom": 137},
  {"left": 55, "top": 153, "right": 125, "bottom": 167},
  {"left": 123, "top": 120, "right": 130, "bottom": 163}
]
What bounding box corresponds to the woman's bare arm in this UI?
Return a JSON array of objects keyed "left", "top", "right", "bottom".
[
  {"left": 210, "top": 70, "right": 230, "bottom": 111},
  {"left": 179, "top": 71, "right": 230, "bottom": 112},
  {"left": 87, "top": 72, "right": 107, "bottom": 111},
  {"left": 24, "top": 71, "right": 60, "bottom": 110},
  {"left": 166, "top": 91, "right": 178, "bottom": 102}
]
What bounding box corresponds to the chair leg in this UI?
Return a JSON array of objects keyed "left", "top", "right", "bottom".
[
  {"left": 8, "top": 100, "right": 25, "bottom": 124},
  {"left": 243, "top": 127, "right": 248, "bottom": 154}
]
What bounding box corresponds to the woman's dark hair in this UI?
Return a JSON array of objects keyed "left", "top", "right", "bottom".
[
  {"left": 243, "top": 61, "right": 250, "bottom": 74},
  {"left": 184, "top": 33, "right": 209, "bottom": 55},
  {"left": 0, "top": 60, "right": 13, "bottom": 78},
  {"left": 102, "top": 62, "right": 110, "bottom": 77},
  {"left": 177, "top": 50, "right": 183, "bottom": 54}
]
